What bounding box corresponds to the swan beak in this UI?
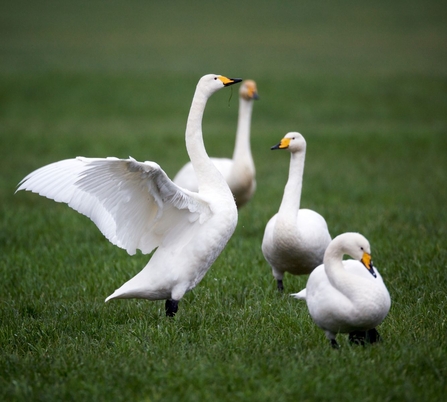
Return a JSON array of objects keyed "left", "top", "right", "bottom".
[
  {"left": 271, "top": 137, "right": 291, "bottom": 150},
  {"left": 218, "top": 76, "right": 243, "bottom": 87},
  {"left": 361, "top": 252, "right": 377, "bottom": 278},
  {"left": 242, "top": 80, "right": 260, "bottom": 100},
  {"left": 250, "top": 88, "right": 260, "bottom": 100}
]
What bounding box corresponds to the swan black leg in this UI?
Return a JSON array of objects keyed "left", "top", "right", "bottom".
[
  {"left": 366, "top": 328, "right": 382, "bottom": 344},
  {"left": 165, "top": 299, "right": 179, "bottom": 317},
  {"left": 349, "top": 328, "right": 382, "bottom": 345},
  {"left": 277, "top": 279, "right": 284, "bottom": 292},
  {"left": 330, "top": 339, "right": 340, "bottom": 349}
]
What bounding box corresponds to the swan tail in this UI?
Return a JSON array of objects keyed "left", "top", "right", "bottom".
[
  {"left": 105, "top": 290, "right": 122, "bottom": 302},
  {"left": 290, "top": 289, "right": 306, "bottom": 300}
]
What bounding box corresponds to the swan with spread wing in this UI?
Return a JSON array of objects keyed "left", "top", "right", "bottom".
[{"left": 16, "top": 74, "right": 241, "bottom": 317}]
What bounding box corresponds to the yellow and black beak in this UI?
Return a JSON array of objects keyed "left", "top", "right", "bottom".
[
  {"left": 250, "top": 88, "right": 260, "bottom": 100},
  {"left": 218, "top": 76, "right": 242, "bottom": 87},
  {"left": 271, "top": 137, "right": 291, "bottom": 150},
  {"left": 361, "top": 252, "right": 377, "bottom": 278}
]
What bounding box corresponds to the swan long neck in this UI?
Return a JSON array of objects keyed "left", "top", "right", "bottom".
[
  {"left": 185, "top": 86, "right": 229, "bottom": 193},
  {"left": 324, "top": 242, "right": 359, "bottom": 300},
  {"left": 231, "top": 98, "right": 254, "bottom": 166},
  {"left": 277, "top": 150, "right": 305, "bottom": 221}
]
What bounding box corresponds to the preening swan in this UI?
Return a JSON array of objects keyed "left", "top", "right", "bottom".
[
  {"left": 174, "top": 79, "right": 259, "bottom": 208},
  {"left": 292, "top": 232, "right": 391, "bottom": 348},
  {"left": 16, "top": 74, "right": 241, "bottom": 317},
  {"left": 261, "top": 132, "right": 331, "bottom": 291}
]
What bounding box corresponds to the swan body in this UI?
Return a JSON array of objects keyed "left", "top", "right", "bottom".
[
  {"left": 261, "top": 132, "right": 331, "bottom": 291},
  {"left": 173, "top": 79, "right": 259, "bottom": 208},
  {"left": 16, "top": 74, "right": 241, "bottom": 316},
  {"left": 292, "top": 232, "right": 391, "bottom": 348}
]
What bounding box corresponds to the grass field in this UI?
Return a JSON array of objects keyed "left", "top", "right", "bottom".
[{"left": 1, "top": 1, "right": 446, "bottom": 401}]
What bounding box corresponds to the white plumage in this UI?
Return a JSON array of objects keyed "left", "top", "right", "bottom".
[
  {"left": 16, "top": 74, "right": 241, "bottom": 316},
  {"left": 292, "top": 232, "right": 391, "bottom": 348},
  {"left": 261, "top": 132, "right": 331, "bottom": 291},
  {"left": 174, "top": 79, "right": 259, "bottom": 208}
]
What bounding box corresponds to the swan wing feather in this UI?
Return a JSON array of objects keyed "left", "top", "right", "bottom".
[{"left": 17, "top": 156, "right": 211, "bottom": 255}]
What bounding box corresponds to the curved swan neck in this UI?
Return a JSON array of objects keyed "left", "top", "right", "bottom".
[
  {"left": 185, "top": 85, "right": 229, "bottom": 193},
  {"left": 278, "top": 150, "right": 305, "bottom": 218},
  {"left": 324, "top": 242, "right": 359, "bottom": 299},
  {"left": 232, "top": 98, "right": 254, "bottom": 163}
]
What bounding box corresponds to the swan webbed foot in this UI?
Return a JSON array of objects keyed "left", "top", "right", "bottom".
[
  {"left": 165, "top": 299, "right": 179, "bottom": 317},
  {"left": 277, "top": 279, "right": 284, "bottom": 292},
  {"left": 330, "top": 339, "right": 340, "bottom": 349},
  {"left": 348, "top": 328, "right": 382, "bottom": 345},
  {"left": 349, "top": 330, "right": 367, "bottom": 345}
]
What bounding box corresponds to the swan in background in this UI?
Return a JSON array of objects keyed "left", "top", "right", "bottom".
[
  {"left": 292, "top": 232, "right": 391, "bottom": 348},
  {"left": 174, "top": 79, "right": 259, "bottom": 208},
  {"left": 261, "top": 132, "right": 331, "bottom": 291},
  {"left": 16, "top": 74, "right": 242, "bottom": 317}
]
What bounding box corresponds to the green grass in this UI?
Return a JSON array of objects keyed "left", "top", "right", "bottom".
[{"left": 1, "top": 0, "right": 447, "bottom": 401}]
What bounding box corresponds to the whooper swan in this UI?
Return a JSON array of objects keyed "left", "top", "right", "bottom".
[
  {"left": 292, "top": 232, "right": 391, "bottom": 348},
  {"left": 261, "top": 132, "right": 331, "bottom": 291},
  {"left": 174, "top": 79, "right": 259, "bottom": 208},
  {"left": 16, "top": 74, "right": 242, "bottom": 317}
]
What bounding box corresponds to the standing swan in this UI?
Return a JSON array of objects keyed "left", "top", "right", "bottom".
[
  {"left": 292, "top": 233, "right": 391, "bottom": 348},
  {"left": 174, "top": 79, "right": 259, "bottom": 208},
  {"left": 16, "top": 74, "right": 241, "bottom": 317},
  {"left": 261, "top": 132, "right": 331, "bottom": 291}
]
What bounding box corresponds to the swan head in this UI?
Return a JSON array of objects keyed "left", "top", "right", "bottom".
[
  {"left": 197, "top": 74, "right": 242, "bottom": 96},
  {"left": 271, "top": 132, "right": 306, "bottom": 152},
  {"left": 240, "top": 80, "right": 260, "bottom": 101},
  {"left": 330, "top": 232, "right": 377, "bottom": 278}
]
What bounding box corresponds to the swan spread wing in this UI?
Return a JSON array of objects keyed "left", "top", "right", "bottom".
[{"left": 17, "top": 156, "right": 211, "bottom": 255}]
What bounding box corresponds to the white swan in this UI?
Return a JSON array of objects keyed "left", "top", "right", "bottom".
[
  {"left": 261, "top": 132, "right": 331, "bottom": 291},
  {"left": 173, "top": 79, "right": 259, "bottom": 208},
  {"left": 16, "top": 74, "right": 241, "bottom": 317},
  {"left": 292, "top": 232, "right": 391, "bottom": 348}
]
